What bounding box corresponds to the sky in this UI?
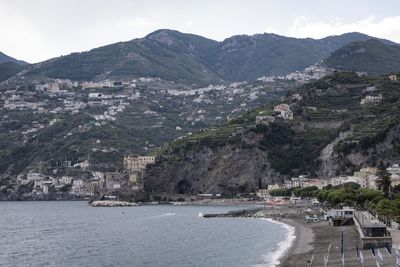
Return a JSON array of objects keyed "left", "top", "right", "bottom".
[{"left": 1, "top": 0, "right": 400, "bottom": 63}]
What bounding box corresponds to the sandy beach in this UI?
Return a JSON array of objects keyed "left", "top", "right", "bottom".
[{"left": 279, "top": 217, "right": 398, "bottom": 266}]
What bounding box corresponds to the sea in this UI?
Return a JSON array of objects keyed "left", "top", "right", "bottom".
[{"left": 0, "top": 201, "right": 294, "bottom": 267}]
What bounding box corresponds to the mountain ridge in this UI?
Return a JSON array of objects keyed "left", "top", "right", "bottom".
[
  {"left": 325, "top": 39, "right": 400, "bottom": 74},
  {"left": 19, "top": 30, "right": 398, "bottom": 85},
  {"left": 0, "top": 51, "right": 28, "bottom": 65}
]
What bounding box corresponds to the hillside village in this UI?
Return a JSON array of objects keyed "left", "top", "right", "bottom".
[{"left": 0, "top": 74, "right": 299, "bottom": 200}]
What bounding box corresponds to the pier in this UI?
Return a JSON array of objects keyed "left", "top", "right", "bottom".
[{"left": 202, "top": 207, "right": 264, "bottom": 218}]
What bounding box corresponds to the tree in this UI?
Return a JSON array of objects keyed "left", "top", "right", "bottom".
[{"left": 376, "top": 163, "right": 392, "bottom": 198}]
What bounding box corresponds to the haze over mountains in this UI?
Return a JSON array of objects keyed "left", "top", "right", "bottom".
[{"left": 6, "top": 29, "right": 397, "bottom": 85}]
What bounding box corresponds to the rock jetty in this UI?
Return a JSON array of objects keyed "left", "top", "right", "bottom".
[{"left": 90, "top": 200, "right": 137, "bottom": 207}]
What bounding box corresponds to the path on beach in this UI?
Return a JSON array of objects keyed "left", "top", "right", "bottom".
[{"left": 281, "top": 219, "right": 397, "bottom": 266}]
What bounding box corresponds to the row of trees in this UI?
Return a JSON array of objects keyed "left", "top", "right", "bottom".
[
  {"left": 270, "top": 182, "right": 384, "bottom": 207},
  {"left": 269, "top": 163, "right": 398, "bottom": 219}
]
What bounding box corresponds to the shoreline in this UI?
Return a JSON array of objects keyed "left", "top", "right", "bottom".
[
  {"left": 259, "top": 218, "right": 297, "bottom": 267},
  {"left": 277, "top": 217, "right": 314, "bottom": 267}
]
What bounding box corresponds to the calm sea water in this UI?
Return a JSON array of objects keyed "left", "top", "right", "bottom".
[{"left": 0, "top": 202, "right": 293, "bottom": 267}]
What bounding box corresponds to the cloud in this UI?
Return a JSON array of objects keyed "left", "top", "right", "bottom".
[{"left": 286, "top": 16, "right": 400, "bottom": 42}]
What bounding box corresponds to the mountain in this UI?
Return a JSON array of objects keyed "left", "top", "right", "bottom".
[
  {"left": 202, "top": 32, "right": 390, "bottom": 81},
  {"left": 0, "top": 62, "right": 25, "bottom": 82},
  {"left": 26, "top": 30, "right": 224, "bottom": 85},
  {"left": 325, "top": 39, "right": 400, "bottom": 74},
  {"left": 21, "top": 30, "right": 395, "bottom": 85},
  {"left": 0, "top": 51, "right": 27, "bottom": 65},
  {"left": 143, "top": 72, "right": 400, "bottom": 195}
]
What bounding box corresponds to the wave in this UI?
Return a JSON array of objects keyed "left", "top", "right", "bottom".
[
  {"left": 147, "top": 212, "right": 176, "bottom": 219},
  {"left": 198, "top": 212, "right": 203, "bottom": 218},
  {"left": 257, "top": 218, "right": 296, "bottom": 267},
  {"left": 160, "top": 212, "right": 175, "bottom": 216}
]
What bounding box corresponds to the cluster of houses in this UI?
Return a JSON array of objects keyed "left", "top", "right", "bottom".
[
  {"left": 257, "top": 164, "right": 400, "bottom": 198},
  {"left": 254, "top": 103, "right": 294, "bottom": 125},
  {"left": 257, "top": 62, "right": 333, "bottom": 83},
  {"left": 10, "top": 156, "right": 156, "bottom": 198},
  {"left": 360, "top": 94, "right": 383, "bottom": 105}
]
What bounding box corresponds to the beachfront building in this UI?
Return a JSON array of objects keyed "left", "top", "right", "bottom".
[
  {"left": 325, "top": 207, "right": 354, "bottom": 226},
  {"left": 124, "top": 156, "right": 155, "bottom": 173},
  {"left": 291, "top": 177, "right": 305, "bottom": 188}
]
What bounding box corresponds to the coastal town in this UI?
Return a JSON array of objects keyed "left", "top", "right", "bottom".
[
  {"left": 3, "top": 1, "right": 400, "bottom": 267},
  {"left": 0, "top": 75, "right": 297, "bottom": 199},
  {"left": 0, "top": 63, "right": 335, "bottom": 200}
]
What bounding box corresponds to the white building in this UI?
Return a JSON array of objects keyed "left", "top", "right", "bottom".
[
  {"left": 274, "top": 104, "right": 293, "bottom": 120},
  {"left": 360, "top": 94, "right": 382, "bottom": 105},
  {"left": 291, "top": 177, "right": 305, "bottom": 188},
  {"left": 387, "top": 164, "right": 400, "bottom": 175},
  {"left": 59, "top": 176, "right": 73, "bottom": 185}
]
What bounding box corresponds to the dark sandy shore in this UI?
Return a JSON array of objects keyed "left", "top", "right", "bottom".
[{"left": 279, "top": 217, "right": 397, "bottom": 266}]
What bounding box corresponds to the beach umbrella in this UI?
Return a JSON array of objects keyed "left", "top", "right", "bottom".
[
  {"left": 377, "top": 249, "right": 383, "bottom": 264},
  {"left": 359, "top": 250, "right": 364, "bottom": 267},
  {"left": 386, "top": 242, "right": 392, "bottom": 255},
  {"left": 341, "top": 231, "right": 345, "bottom": 267}
]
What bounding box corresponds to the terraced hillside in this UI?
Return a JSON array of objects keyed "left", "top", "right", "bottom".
[
  {"left": 144, "top": 72, "right": 400, "bottom": 195},
  {"left": 0, "top": 79, "right": 292, "bottom": 193}
]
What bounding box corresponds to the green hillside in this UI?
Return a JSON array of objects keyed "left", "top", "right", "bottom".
[
  {"left": 144, "top": 72, "right": 400, "bottom": 195},
  {"left": 21, "top": 30, "right": 395, "bottom": 85},
  {"left": 0, "top": 51, "right": 27, "bottom": 65},
  {"left": 325, "top": 39, "right": 400, "bottom": 74},
  {"left": 0, "top": 62, "right": 25, "bottom": 82}
]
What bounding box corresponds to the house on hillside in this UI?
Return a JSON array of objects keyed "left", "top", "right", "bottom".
[
  {"left": 389, "top": 74, "right": 398, "bottom": 81},
  {"left": 360, "top": 94, "right": 382, "bottom": 105},
  {"left": 274, "top": 103, "right": 293, "bottom": 120}
]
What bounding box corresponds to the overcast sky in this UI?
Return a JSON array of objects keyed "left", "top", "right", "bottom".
[{"left": 1, "top": 0, "right": 400, "bottom": 63}]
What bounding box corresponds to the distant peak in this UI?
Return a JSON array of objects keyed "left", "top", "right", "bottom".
[{"left": 145, "top": 29, "right": 181, "bottom": 46}]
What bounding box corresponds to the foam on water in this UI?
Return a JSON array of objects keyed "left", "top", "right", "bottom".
[
  {"left": 159, "top": 212, "right": 175, "bottom": 217},
  {"left": 257, "top": 218, "right": 296, "bottom": 267}
]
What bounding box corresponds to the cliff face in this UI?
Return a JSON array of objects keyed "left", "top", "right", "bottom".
[
  {"left": 144, "top": 133, "right": 281, "bottom": 195},
  {"left": 318, "top": 123, "right": 400, "bottom": 177},
  {"left": 144, "top": 122, "right": 400, "bottom": 195}
]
